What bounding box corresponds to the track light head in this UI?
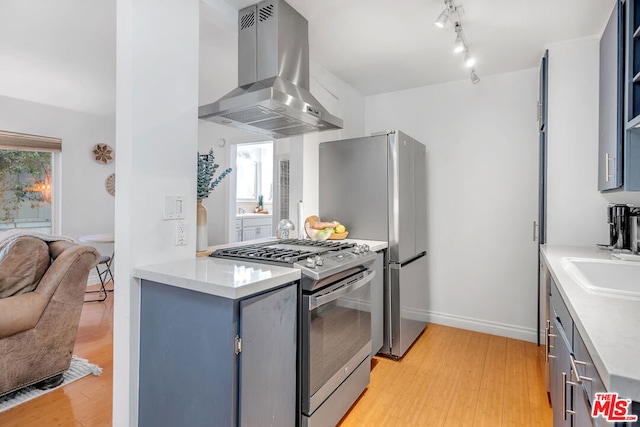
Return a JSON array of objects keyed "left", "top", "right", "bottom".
[
  {"left": 470, "top": 69, "right": 480, "bottom": 84},
  {"left": 435, "top": 9, "right": 449, "bottom": 28},
  {"left": 435, "top": 0, "right": 455, "bottom": 28}
]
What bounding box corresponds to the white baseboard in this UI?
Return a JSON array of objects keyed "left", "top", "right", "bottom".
[
  {"left": 375, "top": 306, "right": 537, "bottom": 343},
  {"left": 404, "top": 309, "right": 538, "bottom": 343}
]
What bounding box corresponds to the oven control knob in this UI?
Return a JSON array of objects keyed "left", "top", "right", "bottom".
[
  {"left": 353, "top": 246, "right": 361, "bottom": 254},
  {"left": 362, "top": 244, "right": 370, "bottom": 252},
  {"left": 315, "top": 256, "right": 324, "bottom": 266},
  {"left": 306, "top": 257, "right": 316, "bottom": 268}
]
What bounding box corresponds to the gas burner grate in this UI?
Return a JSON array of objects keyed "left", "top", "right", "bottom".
[{"left": 209, "top": 239, "right": 355, "bottom": 265}]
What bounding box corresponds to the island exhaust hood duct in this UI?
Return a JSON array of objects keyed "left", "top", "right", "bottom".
[{"left": 198, "top": 0, "right": 343, "bottom": 139}]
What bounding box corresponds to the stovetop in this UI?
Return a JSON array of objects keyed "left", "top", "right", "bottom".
[
  {"left": 209, "top": 239, "right": 356, "bottom": 264},
  {"left": 209, "top": 239, "right": 376, "bottom": 283}
]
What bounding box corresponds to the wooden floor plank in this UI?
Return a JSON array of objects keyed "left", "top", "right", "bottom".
[{"left": 0, "top": 288, "right": 552, "bottom": 427}]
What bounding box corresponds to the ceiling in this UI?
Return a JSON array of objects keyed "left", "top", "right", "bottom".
[{"left": 0, "top": 0, "right": 615, "bottom": 115}]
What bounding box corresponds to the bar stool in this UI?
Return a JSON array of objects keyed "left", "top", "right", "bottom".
[
  {"left": 78, "top": 234, "right": 114, "bottom": 302},
  {"left": 85, "top": 254, "right": 114, "bottom": 302}
]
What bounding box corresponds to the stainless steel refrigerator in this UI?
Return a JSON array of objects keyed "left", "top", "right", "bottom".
[{"left": 319, "top": 130, "right": 427, "bottom": 359}]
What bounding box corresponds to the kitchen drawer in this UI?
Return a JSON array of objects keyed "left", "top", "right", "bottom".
[{"left": 550, "top": 278, "right": 573, "bottom": 345}]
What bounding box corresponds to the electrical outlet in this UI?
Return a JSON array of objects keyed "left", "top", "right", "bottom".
[{"left": 175, "top": 221, "right": 187, "bottom": 246}]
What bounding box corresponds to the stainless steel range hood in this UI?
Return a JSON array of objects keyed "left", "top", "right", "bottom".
[{"left": 198, "top": 0, "right": 343, "bottom": 139}]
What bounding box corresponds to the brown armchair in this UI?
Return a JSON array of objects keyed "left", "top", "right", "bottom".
[{"left": 0, "top": 239, "right": 100, "bottom": 397}]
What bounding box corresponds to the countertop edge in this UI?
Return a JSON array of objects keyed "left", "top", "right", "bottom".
[
  {"left": 133, "top": 258, "right": 301, "bottom": 300},
  {"left": 540, "top": 244, "right": 640, "bottom": 401}
]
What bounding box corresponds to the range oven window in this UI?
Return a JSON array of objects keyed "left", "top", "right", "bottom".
[{"left": 302, "top": 270, "right": 374, "bottom": 414}]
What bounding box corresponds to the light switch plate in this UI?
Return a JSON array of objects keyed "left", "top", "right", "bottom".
[{"left": 164, "top": 195, "right": 185, "bottom": 220}]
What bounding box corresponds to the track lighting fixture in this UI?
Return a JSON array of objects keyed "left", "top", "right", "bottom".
[
  {"left": 453, "top": 23, "right": 465, "bottom": 53},
  {"left": 470, "top": 69, "right": 480, "bottom": 84},
  {"left": 435, "top": 0, "right": 480, "bottom": 83}
]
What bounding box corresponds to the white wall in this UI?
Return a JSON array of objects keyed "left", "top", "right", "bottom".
[
  {"left": 114, "top": 0, "right": 200, "bottom": 424},
  {"left": 546, "top": 38, "right": 613, "bottom": 246},
  {"left": 0, "top": 95, "right": 115, "bottom": 271},
  {"left": 366, "top": 69, "right": 540, "bottom": 342}
]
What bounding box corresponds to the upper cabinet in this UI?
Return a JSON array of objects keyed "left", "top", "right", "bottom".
[
  {"left": 599, "top": 0, "right": 624, "bottom": 190},
  {"left": 599, "top": 0, "right": 640, "bottom": 191}
]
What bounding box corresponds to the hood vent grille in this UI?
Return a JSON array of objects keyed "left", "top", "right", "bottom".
[
  {"left": 259, "top": 4, "right": 274, "bottom": 21},
  {"left": 198, "top": 0, "right": 343, "bottom": 139},
  {"left": 240, "top": 11, "right": 255, "bottom": 30}
]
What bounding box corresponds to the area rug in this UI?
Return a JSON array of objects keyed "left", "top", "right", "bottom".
[{"left": 0, "top": 356, "right": 102, "bottom": 413}]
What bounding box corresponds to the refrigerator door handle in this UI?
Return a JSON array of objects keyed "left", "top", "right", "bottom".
[{"left": 389, "top": 252, "right": 427, "bottom": 269}]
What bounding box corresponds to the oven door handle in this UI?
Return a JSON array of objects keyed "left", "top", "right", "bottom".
[{"left": 308, "top": 270, "right": 376, "bottom": 310}]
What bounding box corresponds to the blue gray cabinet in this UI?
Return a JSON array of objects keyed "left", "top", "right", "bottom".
[
  {"left": 600, "top": 0, "right": 640, "bottom": 191},
  {"left": 138, "top": 280, "right": 297, "bottom": 427},
  {"left": 548, "top": 280, "right": 573, "bottom": 426},
  {"left": 546, "top": 277, "right": 635, "bottom": 426},
  {"left": 599, "top": 0, "right": 625, "bottom": 191}
]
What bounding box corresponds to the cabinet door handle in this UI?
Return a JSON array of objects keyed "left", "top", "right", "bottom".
[
  {"left": 533, "top": 221, "right": 538, "bottom": 242},
  {"left": 570, "top": 356, "right": 593, "bottom": 383},
  {"left": 537, "top": 101, "right": 541, "bottom": 124},
  {"left": 605, "top": 153, "right": 615, "bottom": 182},
  {"left": 545, "top": 321, "right": 557, "bottom": 361},
  {"left": 562, "top": 372, "right": 577, "bottom": 420}
]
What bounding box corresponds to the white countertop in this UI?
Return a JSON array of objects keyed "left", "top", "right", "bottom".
[
  {"left": 136, "top": 238, "right": 386, "bottom": 300},
  {"left": 343, "top": 238, "right": 387, "bottom": 252},
  {"left": 134, "top": 257, "right": 300, "bottom": 300},
  {"left": 540, "top": 245, "right": 640, "bottom": 401},
  {"left": 236, "top": 213, "right": 272, "bottom": 219}
]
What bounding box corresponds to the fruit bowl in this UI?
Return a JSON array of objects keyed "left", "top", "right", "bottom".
[
  {"left": 328, "top": 231, "right": 349, "bottom": 240},
  {"left": 304, "top": 221, "right": 332, "bottom": 241},
  {"left": 304, "top": 215, "right": 346, "bottom": 241}
]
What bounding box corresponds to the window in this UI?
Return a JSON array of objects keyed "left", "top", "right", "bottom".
[
  {"left": 0, "top": 130, "right": 61, "bottom": 233},
  {"left": 235, "top": 142, "right": 273, "bottom": 202}
]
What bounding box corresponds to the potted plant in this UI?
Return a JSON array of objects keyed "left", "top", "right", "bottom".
[{"left": 196, "top": 148, "right": 232, "bottom": 251}]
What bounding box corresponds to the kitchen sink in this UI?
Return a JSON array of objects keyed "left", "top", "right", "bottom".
[{"left": 561, "top": 257, "right": 640, "bottom": 300}]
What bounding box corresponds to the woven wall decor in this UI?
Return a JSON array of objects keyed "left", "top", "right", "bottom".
[
  {"left": 93, "top": 143, "right": 114, "bottom": 164},
  {"left": 105, "top": 173, "right": 115, "bottom": 196}
]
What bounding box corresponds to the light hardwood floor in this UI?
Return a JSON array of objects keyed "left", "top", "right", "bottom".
[{"left": 0, "top": 287, "right": 552, "bottom": 426}]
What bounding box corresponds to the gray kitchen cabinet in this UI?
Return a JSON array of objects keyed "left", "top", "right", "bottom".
[
  {"left": 573, "top": 325, "right": 607, "bottom": 427},
  {"left": 549, "top": 316, "right": 573, "bottom": 427},
  {"left": 138, "top": 280, "right": 297, "bottom": 427},
  {"left": 237, "top": 216, "right": 272, "bottom": 241},
  {"left": 599, "top": 0, "right": 640, "bottom": 191},
  {"left": 546, "top": 274, "right": 622, "bottom": 426},
  {"left": 548, "top": 279, "right": 574, "bottom": 427},
  {"left": 599, "top": 0, "right": 624, "bottom": 190}
]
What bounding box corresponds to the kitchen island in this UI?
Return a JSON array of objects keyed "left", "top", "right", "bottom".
[
  {"left": 134, "top": 257, "right": 300, "bottom": 427},
  {"left": 134, "top": 237, "right": 387, "bottom": 427},
  {"left": 540, "top": 245, "right": 640, "bottom": 403}
]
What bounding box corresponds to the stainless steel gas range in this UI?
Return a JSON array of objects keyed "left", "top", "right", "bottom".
[{"left": 210, "top": 239, "right": 376, "bottom": 427}]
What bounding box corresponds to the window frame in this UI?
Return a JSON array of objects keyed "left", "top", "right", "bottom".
[{"left": 0, "top": 130, "right": 61, "bottom": 234}]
